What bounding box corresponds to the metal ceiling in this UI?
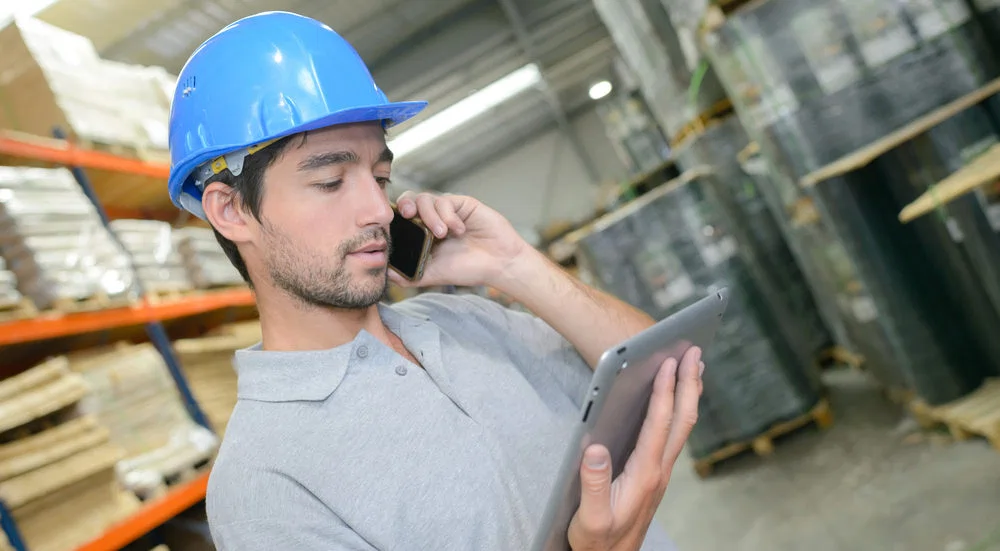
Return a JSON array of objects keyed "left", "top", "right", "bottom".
[{"left": 37, "top": 0, "right": 618, "bottom": 189}]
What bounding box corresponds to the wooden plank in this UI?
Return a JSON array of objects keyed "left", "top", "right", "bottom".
[
  {"left": 899, "top": 143, "right": 1000, "bottom": 223},
  {"left": 800, "top": 78, "right": 1000, "bottom": 188}
]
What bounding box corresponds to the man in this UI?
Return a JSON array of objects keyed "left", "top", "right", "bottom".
[{"left": 167, "top": 11, "right": 703, "bottom": 551}]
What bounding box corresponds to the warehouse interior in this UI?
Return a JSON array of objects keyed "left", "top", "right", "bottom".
[{"left": 1, "top": 0, "right": 999, "bottom": 550}]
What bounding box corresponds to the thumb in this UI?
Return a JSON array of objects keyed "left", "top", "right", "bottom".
[{"left": 570, "top": 444, "right": 614, "bottom": 545}]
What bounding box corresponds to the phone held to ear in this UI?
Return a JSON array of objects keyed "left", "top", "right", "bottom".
[{"left": 389, "top": 204, "right": 435, "bottom": 281}]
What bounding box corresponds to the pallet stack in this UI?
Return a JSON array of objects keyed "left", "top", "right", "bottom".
[
  {"left": 0, "top": 356, "right": 141, "bottom": 551},
  {"left": 0, "top": 16, "right": 171, "bottom": 154},
  {"left": 109, "top": 219, "right": 194, "bottom": 297},
  {"left": 0, "top": 166, "right": 138, "bottom": 311},
  {"left": 175, "top": 227, "right": 245, "bottom": 290},
  {"left": 175, "top": 320, "right": 262, "bottom": 434},
  {"left": 67, "top": 343, "right": 219, "bottom": 499}
]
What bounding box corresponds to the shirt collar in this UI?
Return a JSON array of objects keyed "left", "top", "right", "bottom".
[{"left": 234, "top": 302, "right": 431, "bottom": 403}]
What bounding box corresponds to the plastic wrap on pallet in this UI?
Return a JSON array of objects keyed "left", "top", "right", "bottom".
[
  {"left": 109, "top": 219, "right": 194, "bottom": 294},
  {"left": 0, "top": 167, "right": 137, "bottom": 309},
  {"left": 175, "top": 227, "right": 244, "bottom": 289},
  {"left": 738, "top": 148, "right": 912, "bottom": 391},
  {"left": 594, "top": 0, "right": 728, "bottom": 139},
  {"left": 0, "top": 17, "right": 172, "bottom": 150},
  {"left": 702, "top": 0, "right": 999, "bottom": 178},
  {"left": 0, "top": 270, "right": 21, "bottom": 309},
  {"left": 574, "top": 170, "right": 821, "bottom": 459},
  {"left": 809, "top": 104, "right": 1000, "bottom": 405},
  {"left": 972, "top": 0, "right": 1000, "bottom": 40},
  {"left": 673, "top": 116, "right": 837, "bottom": 376}
]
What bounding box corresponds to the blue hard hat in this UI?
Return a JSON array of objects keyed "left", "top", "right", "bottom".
[{"left": 167, "top": 11, "right": 427, "bottom": 219}]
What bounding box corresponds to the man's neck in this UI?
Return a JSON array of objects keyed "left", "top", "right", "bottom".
[{"left": 254, "top": 290, "right": 393, "bottom": 352}]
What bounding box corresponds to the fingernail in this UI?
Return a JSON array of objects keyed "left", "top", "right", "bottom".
[
  {"left": 699, "top": 361, "right": 705, "bottom": 377},
  {"left": 584, "top": 449, "right": 607, "bottom": 469},
  {"left": 436, "top": 224, "right": 447, "bottom": 236}
]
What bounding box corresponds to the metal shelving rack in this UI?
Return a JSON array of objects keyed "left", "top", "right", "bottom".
[{"left": 0, "top": 131, "right": 252, "bottom": 551}]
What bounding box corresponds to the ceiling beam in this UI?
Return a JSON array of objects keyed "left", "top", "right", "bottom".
[{"left": 494, "top": 0, "right": 602, "bottom": 186}]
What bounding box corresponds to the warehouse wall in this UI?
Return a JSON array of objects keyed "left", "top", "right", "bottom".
[{"left": 442, "top": 107, "right": 629, "bottom": 244}]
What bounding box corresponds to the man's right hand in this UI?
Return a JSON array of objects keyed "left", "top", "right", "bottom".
[{"left": 567, "top": 346, "right": 704, "bottom": 551}]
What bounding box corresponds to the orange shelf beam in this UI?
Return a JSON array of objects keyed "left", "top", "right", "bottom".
[
  {"left": 0, "top": 288, "right": 256, "bottom": 347},
  {"left": 0, "top": 130, "right": 169, "bottom": 178},
  {"left": 75, "top": 472, "right": 210, "bottom": 551}
]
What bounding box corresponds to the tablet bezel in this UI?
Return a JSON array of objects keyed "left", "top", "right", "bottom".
[{"left": 531, "top": 287, "right": 730, "bottom": 551}]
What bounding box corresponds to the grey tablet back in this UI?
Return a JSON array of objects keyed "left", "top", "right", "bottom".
[{"left": 531, "top": 288, "right": 730, "bottom": 551}]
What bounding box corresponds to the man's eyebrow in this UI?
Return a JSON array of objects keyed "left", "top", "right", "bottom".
[
  {"left": 298, "top": 151, "right": 359, "bottom": 171},
  {"left": 379, "top": 147, "right": 394, "bottom": 164}
]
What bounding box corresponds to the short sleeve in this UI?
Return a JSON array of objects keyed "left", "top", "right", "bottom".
[
  {"left": 447, "top": 294, "right": 594, "bottom": 409},
  {"left": 207, "top": 464, "right": 376, "bottom": 551}
]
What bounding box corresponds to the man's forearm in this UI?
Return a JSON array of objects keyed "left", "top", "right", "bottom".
[{"left": 492, "top": 247, "right": 655, "bottom": 369}]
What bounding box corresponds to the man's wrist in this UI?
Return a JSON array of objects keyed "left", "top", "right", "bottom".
[{"left": 488, "top": 246, "right": 559, "bottom": 304}]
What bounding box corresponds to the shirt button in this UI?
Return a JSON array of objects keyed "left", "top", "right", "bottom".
[
  {"left": 357, "top": 345, "right": 369, "bottom": 359},
  {"left": 395, "top": 365, "right": 408, "bottom": 376}
]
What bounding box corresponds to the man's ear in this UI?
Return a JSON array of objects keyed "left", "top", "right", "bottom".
[{"left": 202, "top": 182, "right": 253, "bottom": 243}]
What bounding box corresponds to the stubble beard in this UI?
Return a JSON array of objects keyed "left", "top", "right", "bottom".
[{"left": 262, "top": 221, "right": 392, "bottom": 310}]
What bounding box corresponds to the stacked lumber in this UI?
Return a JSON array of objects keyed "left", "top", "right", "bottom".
[
  {"left": 0, "top": 357, "right": 140, "bottom": 551},
  {"left": 174, "top": 320, "right": 262, "bottom": 434},
  {"left": 67, "top": 343, "right": 219, "bottom": 498},
  {"left": 66, "top": 343, "right": 193, "bottom": 457}
]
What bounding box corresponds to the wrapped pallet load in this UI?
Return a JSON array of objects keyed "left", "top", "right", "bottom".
[
  {"left": 0, "top": 257, "right": 24, "bottom": 311},
  {"left": 0, "top": 357, "right": 140, "bottom": 551},
  {"left": 702, "top": 0, "right": 1000, "bottom": 405},
  {"left": 0, "top": 166, "right": 137, "bottom": 310},
  {"left": 0, "top": 16, "right": 170, "bottom": 152},
  {"left": 109, "top": 219, "right": 194, "bottom": 296},
  {"left": 67, "top": 343, "right": 218, "bottom": 500},
  {"left": 593, "top": 0, "right": 728, "bottom": 144},
  {"left": 574, "top": 169, "right": 823, "bottom": 462},
  {"left": 175, "top": 226, "right": 245, "bottom": 289}
]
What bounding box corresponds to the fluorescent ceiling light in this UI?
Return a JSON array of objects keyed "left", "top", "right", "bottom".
[
  {"left": 589, "top": 80, "right": 613, "bottom": 100},
  {"left": 389, "top": 63, "right": 543, "bottom": 159}
]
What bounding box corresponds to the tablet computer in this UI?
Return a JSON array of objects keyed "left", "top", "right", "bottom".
[{"left": 531, "top": 288, "right": 730, "bottom": 551}]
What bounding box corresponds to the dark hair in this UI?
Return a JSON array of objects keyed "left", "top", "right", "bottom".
[{"left": 203, "top": 134, "right": 302, "bottom": 287}]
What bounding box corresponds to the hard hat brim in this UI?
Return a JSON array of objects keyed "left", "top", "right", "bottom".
[{"left": 169, "top": 99, "right": 428, "bottom": 218}]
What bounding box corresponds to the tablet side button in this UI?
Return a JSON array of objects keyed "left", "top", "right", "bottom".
[{"left": 582, "top": 400, "right": 594, "bottom": 422}]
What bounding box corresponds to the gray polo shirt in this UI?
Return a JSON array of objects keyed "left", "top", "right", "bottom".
[{"left": 207, "top": 292, "right": 675, "bottom": 550}]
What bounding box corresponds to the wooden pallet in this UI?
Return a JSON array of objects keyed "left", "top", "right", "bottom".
[
  {"left": 80, "top": 139, "right": 170, "bottom": 165},
  {"left": 908, "top": 380, "right": 1000, "bottom": 451},
  {"left": 815, "top": 345, "right": 864, "bottom": 370},
  {"left": 0, "top": 298, "right": 38, "bottom": 324},
  {"left": 693, "top": 399, "right": 834, "bottom": 478},
  {"left": 41, "top": 292, "right": 136, "bottom": 315},
  {"left": 669, "top": 99, "right": 735, "bottom": 149}
]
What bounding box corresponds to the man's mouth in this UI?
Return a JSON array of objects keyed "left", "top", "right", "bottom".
[{"left": 350, "top": 241, "right": 388, "bottom": 255}]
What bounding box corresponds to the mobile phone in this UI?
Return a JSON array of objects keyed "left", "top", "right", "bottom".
[{"left": 389, "top": 205, "right": 434, "bottom": 281}]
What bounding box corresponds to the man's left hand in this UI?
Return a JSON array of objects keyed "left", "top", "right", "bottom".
[{"left": 390, "top": 191, "right": 527, "bottom": 288}]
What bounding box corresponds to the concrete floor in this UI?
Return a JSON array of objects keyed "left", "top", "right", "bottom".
[{"left": 655, "top": 369, "right": 1000, "bottom": 551}]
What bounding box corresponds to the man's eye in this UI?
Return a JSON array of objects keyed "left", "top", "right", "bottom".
[
  {"left": 314, "top": 181, "right": 342, "bottom": 190},
  {"left": 376, "top": 177, "right": 392, "bottom": 188}
]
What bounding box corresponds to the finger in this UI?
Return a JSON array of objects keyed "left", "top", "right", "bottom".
[
  {"left": 630, "top": 356, "right": 678, "bottom": 473},
  {"left": 387, "top": 268, "right": 411, "bottom": 288},
  {"left": 434, "top": 197, "right": 466, "bottom": 236},
  {"left": 569, "top": 444, "right": 614, "bottom": 548},
  {"left": 395, "top": 191, "right": 418, "bottom": 218},
  {"left": 662, "top": 347, "right": 702, "bottom": 471},
  {"left": 415, "top": 194, "right": 448, "bottom": 238}
]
